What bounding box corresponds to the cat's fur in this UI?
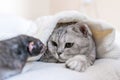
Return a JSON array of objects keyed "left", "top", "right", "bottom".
[
  {"left": 0, "top": 35, "right": 46, "bottom": 80},
  {"left": 40, "top": 22, "right": 96, "bottom": 72}
]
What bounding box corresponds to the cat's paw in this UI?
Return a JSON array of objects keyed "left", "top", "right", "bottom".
[{"left": 65, "top": 55, "right": 91, "bottom": 72}]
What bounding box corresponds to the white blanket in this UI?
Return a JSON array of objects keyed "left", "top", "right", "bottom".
[
  {"left": 1, "top": 11, "right": 120, "bottom": 80},
  {"left": 7, "top": 59, "right": 120, "bottom": 80},
  {"left": 0, "top": 15, "right": 37, "bottom": 40}
]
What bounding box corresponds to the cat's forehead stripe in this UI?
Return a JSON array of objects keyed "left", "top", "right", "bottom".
[
  {"left": 58, "top": 28, "right": 67, "bottom": 41},
  {"left": 52, "top": 27, "right": 68, "bottom": 44}
]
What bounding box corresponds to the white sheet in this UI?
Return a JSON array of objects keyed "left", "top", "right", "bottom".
[
  {"left": 0, "top": 12, "right": 120, "bottom": 80},
  {"left": 7, "top": 59, "right": 120, "bottom": 80},
  {"left": 0, "top": 14, "right": 37, "bottom": 40}
]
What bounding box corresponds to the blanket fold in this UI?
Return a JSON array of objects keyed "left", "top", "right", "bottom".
[
  {"left": 35, "top": 11, "right": 116, "bottom": 59},
  {"left": 3, "top": 11, "right": 120, "bottom": 80}
]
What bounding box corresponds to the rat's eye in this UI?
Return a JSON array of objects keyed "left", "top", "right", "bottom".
[
  {"left": 65, "top": 43, "right": 74, "bottom": 48},
  {"left": 51, "top": 41, "right": 57, "bottom": 47}
]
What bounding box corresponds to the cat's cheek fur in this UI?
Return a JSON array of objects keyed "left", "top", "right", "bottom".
[
  {"left": 65, "top": 55, "right": 91, "bottom": 72},
  {"left": 49, "top": 45, "right": 59, "bottom": 59}
]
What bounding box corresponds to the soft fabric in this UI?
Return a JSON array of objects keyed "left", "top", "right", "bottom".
[
  {"left": 0, "top": 15, "right": 37, "bottom": 40},
  {"left": 34, "top": 11, "right": 117, "bottom": 59},
  {"left": 6, "top": 59, "right": 120, "bottom": 80},
  {"left": 1, "top": 11, "right": 120, "bottom": 80}
]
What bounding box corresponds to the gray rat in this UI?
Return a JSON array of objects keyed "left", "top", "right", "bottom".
[{"left": 0, "top": 35, "right": 46, "bottom": 80}]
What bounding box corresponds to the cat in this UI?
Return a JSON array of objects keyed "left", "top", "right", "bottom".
[
  {"left": 40, "top": 22, "right": 96, "bottom": 72},
  {"left": 0, "top": 35, "right": 46, "bottom": 80}
]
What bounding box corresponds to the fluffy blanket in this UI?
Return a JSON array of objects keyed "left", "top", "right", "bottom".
[
  {"left": 1, "top": 11, "right": 120, "bottom": 80},
  {"left": 30, "top": 11, "right": 120, "bottom": 60}
]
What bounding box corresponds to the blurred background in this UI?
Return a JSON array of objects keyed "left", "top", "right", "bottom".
[{"left": 0, "top": 0, "right": 120, "bottom": 30}]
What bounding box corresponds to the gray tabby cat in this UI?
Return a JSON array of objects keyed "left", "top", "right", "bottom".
[{"left": 40, "top": 22, "right": 96, "bottom": 72}]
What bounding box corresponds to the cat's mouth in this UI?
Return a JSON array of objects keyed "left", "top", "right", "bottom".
[{"left": 53, "top": 53, "right": 67, "bottom": 62}]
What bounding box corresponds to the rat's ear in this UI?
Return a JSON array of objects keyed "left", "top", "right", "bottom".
[{"left": 28, "top": 41, "right": 34, "bottom": 53}]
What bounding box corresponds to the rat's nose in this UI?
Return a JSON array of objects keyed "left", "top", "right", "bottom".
[{"left": 35, "top": 39, "right": 46, "bottom": 54}]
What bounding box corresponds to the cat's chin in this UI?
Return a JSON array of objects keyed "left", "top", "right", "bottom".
[{"left": 57, "top": 58, "right": 66, "bottom": 63}]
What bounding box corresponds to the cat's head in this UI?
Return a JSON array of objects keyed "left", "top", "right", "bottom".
[{"left": 47, "top": 23, "right": 92, "bottom": 62}]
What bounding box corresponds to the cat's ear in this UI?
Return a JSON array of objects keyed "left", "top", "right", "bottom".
[
  {"left": 79, "top": 24, "right": 88, "bottom": 37},
  {"left": 72, "top": 23, "right": 90, "bottom": 37}
]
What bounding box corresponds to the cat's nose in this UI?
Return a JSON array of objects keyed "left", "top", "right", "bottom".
[{"left": 58, "top": 52, "right": 62, "bottom": 55}]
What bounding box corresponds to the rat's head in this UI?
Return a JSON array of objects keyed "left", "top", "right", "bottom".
[
  {"left": 19, "top": 35, "right": 46, "bottom": 57},
  {"left": 7, "top": 35, "right": 46, "bottom": 70},
  {"left": 28, "top": 40, "right": 46, "bottom": 56}
]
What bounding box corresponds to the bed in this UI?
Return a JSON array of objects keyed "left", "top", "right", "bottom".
[{"left": 0, "top": 11, "right": 120, "bottom": 80}]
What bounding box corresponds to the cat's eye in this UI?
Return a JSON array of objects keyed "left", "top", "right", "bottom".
[
  {"left": 65, "top": 43, "right": 74, "bottom": 48},
  {"left": 51, "top": 41, "right": 57, "bottom": 47}
]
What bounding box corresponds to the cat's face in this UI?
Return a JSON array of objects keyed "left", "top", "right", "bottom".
[{"left": 47, "top": 23, "right": 91, "bottom": 62}]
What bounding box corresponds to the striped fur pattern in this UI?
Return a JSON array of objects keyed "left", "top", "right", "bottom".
[{"left": 41, "top": 22, "right": 96, "bottom": 71}]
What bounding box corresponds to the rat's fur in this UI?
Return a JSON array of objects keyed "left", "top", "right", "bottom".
[{"left": 0, "top": 35, "right": 46, "bottom": 80}]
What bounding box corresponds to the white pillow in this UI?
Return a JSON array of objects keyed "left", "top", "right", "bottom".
[{"left": 0, "top": 15, "right": 37, "bottom": 40}]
